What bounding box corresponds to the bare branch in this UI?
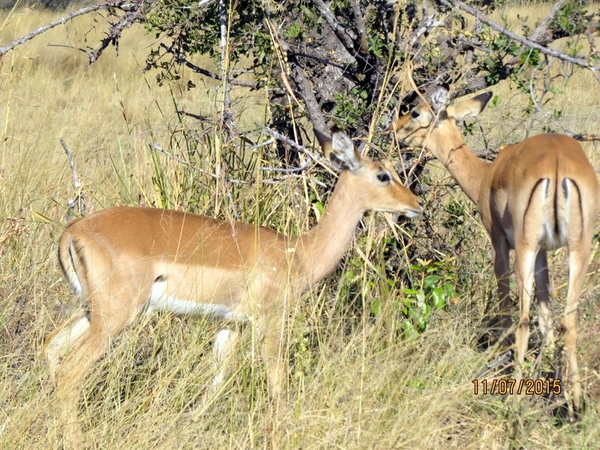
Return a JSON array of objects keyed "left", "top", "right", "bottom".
[
  {"left": 441, "top": 0, "right": 598, "bottom": 70},
  {"left": 158, "top": 43, "right": 257, "bottom": 88},
  {"left": 260, "top": 125, "right": 323, "bottom": 164},
  {"left": 311, "top": 0, "right": 357, "bottom": 55},
  {"left": 528, "top": 0, "right": 570, "bottom": 44},
  {"left": 0, "top": 3, "right": 144, "bottom": 58},
  {"left": 150, "top": 141, "right": 313, "bottom": 185},
  {"left": 150, "top": 142, "right": 249, "bottom": 184},
  {"left": 350, "top": 0, "right": 368, "bottom": 54}
]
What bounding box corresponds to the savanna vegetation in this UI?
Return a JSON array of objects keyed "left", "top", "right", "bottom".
[{"left": 0, "top": 0, "right": 600, "bottom": 448}]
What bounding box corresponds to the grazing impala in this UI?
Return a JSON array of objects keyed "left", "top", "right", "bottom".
[
  {"left": 392, "top": 86, "right": 599, "bottom": 414},
  {"left": 44, "top": 129, "right": 421, "bottom": 442}
]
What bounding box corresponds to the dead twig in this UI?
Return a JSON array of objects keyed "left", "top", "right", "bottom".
[{"left": 60, "top": 139, "right": 86, "bottom": 221}]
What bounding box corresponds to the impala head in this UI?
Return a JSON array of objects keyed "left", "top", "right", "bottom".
[
  {"left": 392, "top": 86, "right": 493, "bottom": 148},
  {"left": 314, "top": 128, "right": 422, "bottom": 218}
]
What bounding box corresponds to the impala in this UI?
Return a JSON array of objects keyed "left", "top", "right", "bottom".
[
  {"left": 392, "top": 86, "right": 599, "bottom": 414},
  {"left": 44, "top": 129, "right": 421, "bottom": 442}
]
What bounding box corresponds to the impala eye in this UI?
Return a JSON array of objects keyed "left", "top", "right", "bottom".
[
  {"left": 410, "top": 109, "right": 420, "bottom": 119},
  {"left": 377, "top": 172, "right": 391, "bottom": 183}
]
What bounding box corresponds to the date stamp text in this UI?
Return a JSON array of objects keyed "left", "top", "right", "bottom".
[{"left": 472, "top": 378, "right": 562, "bottom": 396}]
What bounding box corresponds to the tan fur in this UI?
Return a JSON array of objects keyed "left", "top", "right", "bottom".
[
  {"left": 44, "top": 130, "right": 422, "bottom": 444},
  {"left": 393, "top": 87, "right": 599, "bottom": 414}
]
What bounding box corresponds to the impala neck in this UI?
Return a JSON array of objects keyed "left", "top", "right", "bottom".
[
  {"left": 293, "top": 171, "right": 365, "bottom": 290},
  {"left": 426, "top": 130, "right": 489, "bottom": 204}
]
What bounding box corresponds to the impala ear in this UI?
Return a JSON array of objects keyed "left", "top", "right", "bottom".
[
  {"left": 329, "top": 131, "right": 362, "bottom": 171},
  {"left": 449, "top": 91, "right": 493, "bottom": 122},
  {"left": 430, "top": 86, "right": 450, "bottom": 113},
  {"left": 314, "top": 128, "right": 362, "bottom": 171},
  {"left": 314, "top": 127, "right": 333, "bottom": 158}
]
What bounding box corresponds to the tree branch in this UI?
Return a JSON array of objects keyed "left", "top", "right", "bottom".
[
  {"left": 158, "top": 43, "right": 257, "bottom": 88},
  {"left": 0, "top": 2, "right": 152, "bottom": 60},
  {"left": 0, "top": 3, "right": 108, "bottom": 56},
  {"left": 87, "top": 5, "right": 146, "bottom": 64},
  {"left": 441, "top": 0, "right": 598, "bottom": 70},
  {"left": 528, "top": 0, "right": 570, "bottom": 44},
  {"left": 311, "top": 0, "right": 357, "bottom": 56},
  {"left": 350, "top": 0, "right": 368, "bottom": 54}
]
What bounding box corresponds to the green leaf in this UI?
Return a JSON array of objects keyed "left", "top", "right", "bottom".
[
  {"left": 432, "top": 287, "right": 446, "bottom": 310},
  {"left": 423, "top": 275, "right": 439, "bottom": 290}
]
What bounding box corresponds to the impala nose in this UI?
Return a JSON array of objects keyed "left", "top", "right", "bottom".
[{"left": 404, "top": 206, "right": 422, "bottom": 219}]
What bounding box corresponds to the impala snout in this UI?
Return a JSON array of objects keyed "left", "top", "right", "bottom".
[
  {"left": 388, "top": 191, "right": 422, "bottom": 218},
  {"left": 376, "top": 186, "right": 422, "bottom": 218},
  {"left": 381, "top": 161, "right": 422, "bottom": 219},
  {"left": 392, "top": 196, "right": 422, "bottom": 219},
  {"left": 402, "top": 204, "right": 422, "bottom": 219}
]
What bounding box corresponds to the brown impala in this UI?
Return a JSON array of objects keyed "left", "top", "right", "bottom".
[
  {"left": 393, "top": 85, "right": 599, "bottom": 415},
  {"left": 44, "top": 129, "right": 422, "bottom": 443}
]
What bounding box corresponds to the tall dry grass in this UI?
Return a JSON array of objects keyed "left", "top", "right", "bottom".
[{"left": 0, "top": 4, "right": 599, "bottom": 450}]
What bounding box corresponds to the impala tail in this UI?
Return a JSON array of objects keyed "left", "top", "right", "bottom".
[
  {"left": 58, "top": 234, "right": 85, "bottom": 299},
  {"left": 528, "top": 174, "right": 586, "bottom": 252}
]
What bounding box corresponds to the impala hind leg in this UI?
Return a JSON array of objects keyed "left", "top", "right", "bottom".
[
  {"left": 514, "top": 246, "right": 538, "bottom": 381},
  {"left": 44, "top": 313, "right": 114, "bottom": 445},
  {"left": 44, "top": 312, "right": 90, "bottom": 385},
  {"left": 491, "top": 236, "right": 512, "bottom": 344},
  {"left": 534, "top": 251, "right": 555, "bottom": 350},
  {"left": 563, "top": 245, "right": 591, "bottom": 413},
  {"left": 44, "top": 292, "right": 144, "bottom": 445}
]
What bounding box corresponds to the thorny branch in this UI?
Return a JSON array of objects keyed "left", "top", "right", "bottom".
[{"left": 87, "top": 5, "right": 147, "bottom": 64}]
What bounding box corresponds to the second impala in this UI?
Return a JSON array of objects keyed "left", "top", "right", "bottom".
[{"left": 393, "top": 86, "right": 599, "bottom": 415}]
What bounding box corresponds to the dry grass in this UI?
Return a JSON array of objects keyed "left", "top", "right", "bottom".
[{"left": 1, "top": 4, "right": 600, "bottom": 450}]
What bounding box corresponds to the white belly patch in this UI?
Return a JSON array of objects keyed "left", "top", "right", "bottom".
[{"left": 146, "top": 280, "right": 250, "bottom": 322}]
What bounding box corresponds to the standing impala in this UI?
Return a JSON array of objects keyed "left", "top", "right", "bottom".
[
  {"left": 392, "top": 86, "right": 599, "bottom": 414},
  {"left": 44, "top": 129, "right": 421, "bottom": 443}
]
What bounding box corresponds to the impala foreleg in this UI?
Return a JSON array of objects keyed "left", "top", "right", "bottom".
[
  {"left": 257, "top": 313, "right": 286, "bottom": 399},
  {"left": 198, "top": 328, "right": 239, "bottom": 406},
  {"left": 212, "top": 329, "right": 238, "bottom": 386}
]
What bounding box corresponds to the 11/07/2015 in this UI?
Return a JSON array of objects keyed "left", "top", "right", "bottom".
[{"left": 472, "top": 378, "right": 562, "bottom": 396}]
